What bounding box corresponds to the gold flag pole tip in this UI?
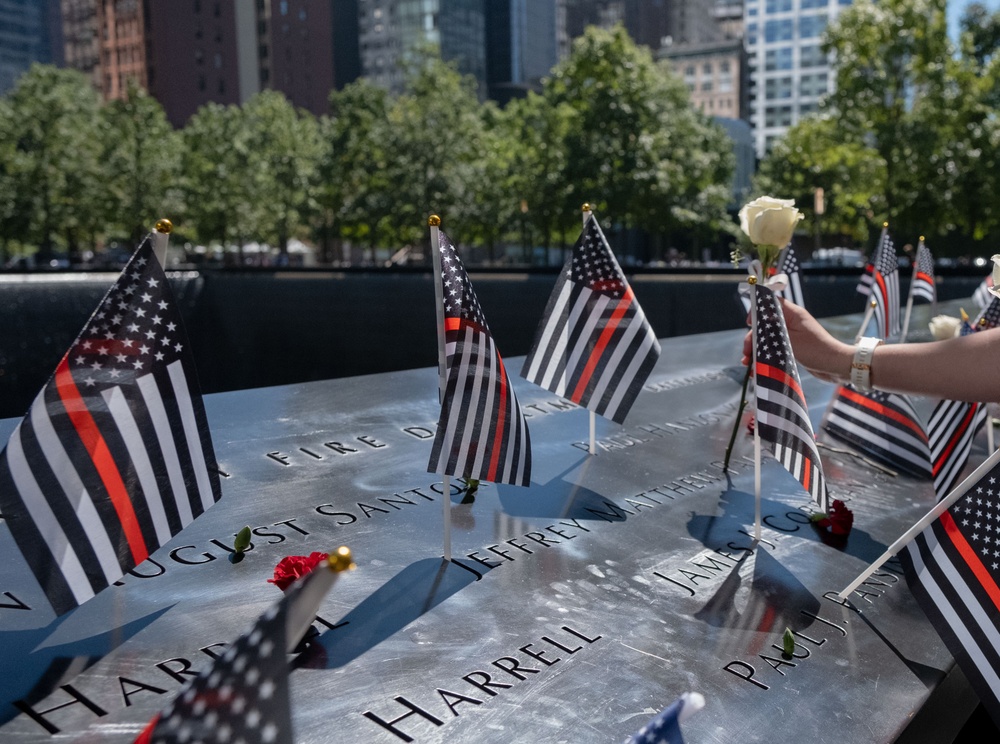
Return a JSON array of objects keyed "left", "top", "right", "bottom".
[
  {"left": 747, "top": 275, "right": 757, "bottom": 285},
  {"left": 883, "top": 221, "right": 889, "bottom": 228},
  {"left": 326, "top": 546, "right": 356, "bottom": 573},
  {"left": 581, "top": 203, "right": 592, "bottom": 213},
  {"left": 428, "top": 215, "right": 441, "bottom": 227},
  {"left": 154, "top": 218, "right": 173, "bottom": 234}
]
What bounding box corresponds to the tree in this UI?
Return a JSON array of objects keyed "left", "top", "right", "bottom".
[
  {"left": 543, "top": 26, "right": 734, "bottom": 260},
  {"left": 316, "top": 80, "right": 393, "bottom": 261},
  {"left": 756, "top": 116, "right": 887, "bottom": 245},
  {"left": 242, "top": 91, "right": 321, "bottom": 257},
  {"left": 101, "top": 81, "right": 183, "bottom": 245},
  {"left": 181, "top": 103, "right": 257, "bottom": 260},
  {"left": 0, "top": 64, "right": 104, "bottom": 261}
]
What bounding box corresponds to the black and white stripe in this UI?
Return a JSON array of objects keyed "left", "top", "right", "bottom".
[
  {"left": 0, "top": 238, "right": 221, "bottom": 616},
  {"left": 427, "top": 232, "right": 531, "bottom": 486},
  {"left": 521, "top": 216, "right": 659, "bottom": 424},
  {"left": 871, "top": 229, "right": 900, "bottom": 340},
  {"left": 823, "top": 386, "right": 931, "bottom": 478},
  {"left": 901, "top": 457, "right": 1000, "bottom": 727},
  {"left": 928, "top": 399, "right": 988, "bottom": 498},
  {"left": 910, "top": 241, "right": 936, "bottom": 304}
]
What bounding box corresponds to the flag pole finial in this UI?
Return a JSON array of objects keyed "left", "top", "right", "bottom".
[
  {"left": 919, "top": 235, "right": 925, "bottom": 242},
  {"left": 870, "top": 299, "right": 877, "bottom": 309},
  {"left": 747, "top": 275, "right": 757, "bottom": 285},
  {"left": 154, "top": 218, "right": 173, "bottom": 234},
  {"left": 883, "top": 221, "right": 889, "bottom": 228},
  {"left": 581, "top": 203, "right": 591, "bottom": 213},
  {"left": 428, "top": 214, "right": 441, "bottom": 227},
  {"left": 326, "top": 546, "right": 355, "bottom": 573}
]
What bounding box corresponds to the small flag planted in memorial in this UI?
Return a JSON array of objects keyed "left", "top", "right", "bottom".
[
  {"left": 911, "top": 240, "right": 936, "bottom": 304},
  {"left": 972, "top": 274, "right": 994, "bottom": 310},
  {"left": 0, "top": 237, "right": 221, "bottom": 616},
  {"left": 823, "top": 386, "right": 931, "bottom": 478},
  {"left": 900, "top": 455, "right": 1000, "bottom": 727},
  {"left": 521, "top": 215, "right": 660, "bottom": 424},
  {"left": 625, "top": 692, "right": 704, "bottom": 744},
  {"left": 776, "top": 245, "right": 804, "bottom": 307},
  {"left": 135, "top": 549, "right": 353, "bottom": 744},
  {"left": 972, "top": 296, "right": 1000, "bottom": 331},
  {"left": 871, "top": 229, "right": 900, "bottom": 339},
  {"left": 928, "top": 399, "right": 988, "bottom": 498},
  {"left": 754, "top": 285, "right": 828, "bottom": 511},
  {"left": 428, "top": 232, "right": 531, "bottom": 486}
]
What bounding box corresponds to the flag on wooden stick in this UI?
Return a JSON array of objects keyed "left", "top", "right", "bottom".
[
  {"left": 0, "top": 235, "right": 222, "bottom": 616},
  {"left": 928, "top": 399, "right": 988, "bottom": 498},
  {"left": 823, "top": 386, "right": 931, "bottom": 478},
  {"left": 910, "top": 240, "right": 936, "bottom": 304},
  {"left": 427, "top": 231, "right": 531, "bottom": 486},
  {"left": 521, "top": 215, "right": 660, "bottom": 424},
  {"left": 775, "top": 245, "right": 804, "bottom": 307},
  {"left": 870, "top": 228, "right": 901, "bottom": 340},
  {"left": 753, "top": 284, "right": 828, "bottom": 511},
  {"left": 900, "top": 455, "right": 1000, "bottom": 728},
  {"left": 135, "top": 548, "right": 355, "bottom": 744}
]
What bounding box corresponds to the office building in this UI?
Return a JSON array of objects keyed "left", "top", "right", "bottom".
[
  {"left": 485, "top": 0, "right": 561, "bottom": 104},
  {"left": 744, "top": 0, "right": 852, "bottom": 156},
  {"left": 1, "top": 0, "right": 61, "bottom": 94}
]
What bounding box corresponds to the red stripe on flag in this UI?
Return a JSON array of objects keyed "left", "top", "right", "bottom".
[
  {"left": 874, "top": 272, "right": 888, "bottom": 336},
  {"left": 940, "top": 510, "right": 1000, "bottom": 613},
  {"left": 932, "top": 406, "right": 976, "bottom": 477},
  {"left": 54, "top": 359, "right": 149, "bottom": 565},
  {"left": 756, "top": 361, "right": 805, "bottom": 403},
  {"left": 444, "top": 317, "right": 461, "bottom": 332},
  {"left": 570, "top": 290, "right": 633, "bottom": 402},
  {"left": 486, "top": 353, "right": 509, "bottom": 481},
  {"left": 915, "top": 272, "right": 933, "bottom": 284},
  {"left": 802, "top": 457, "right": 811, "bottom": 492},
  {"left": 838, "top": 387, "right": 927, "bottom": 441}
]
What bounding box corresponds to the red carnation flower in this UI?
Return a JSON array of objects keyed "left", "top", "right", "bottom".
[
  {"left": 812, "top": 500, "right": 854, "bottom": 536},
  {"left": 268, "top": 551, "right": 328, "bottom": 591}
]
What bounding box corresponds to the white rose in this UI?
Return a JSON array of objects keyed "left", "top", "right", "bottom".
[
  {"left": 990, "top": 254, "right": 1000, "bottom": 298},
  {"left": 928, "top": 315, "right": 962, "bottom": 340},
  {"left": 739, "top": 196, "right": 803, "bottom": 247}
]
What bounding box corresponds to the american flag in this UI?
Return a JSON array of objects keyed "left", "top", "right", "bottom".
[
  {"left": 775, "top": 245, "right": 805, "bottom": 307},
  {"left": 521, "top": 215, "right": 660, "bottom": 424},
  {"left": 910, "top": 240, "right": 936, "bottom": 304},
  {"left": 972, "top": 296, "right": 1000, "bottom": 331},
  {"left": 870, "top": 229, "right": 900, "bottom": 339},
  {"left": 428, "top": 232, "right": 531, "bottom": 486},
  {"left": 624, "top": 692, "right": 703, "bottom": 744},
  {"left": 972, "top": 274, "right": 994, "bottom": 309},
  {"left": 928, "top": 399, "right": 988, "bottom": 498},
  {"left": 855, "top": 262, "right": 874, "bottom": 296},
  {"left": 0, "top": 237, "right": 221, "bottom": 616},
  {"left": 754, "top": 285, "right": 829, "bottom": 511},
  {"left": 900, "top": 453, "right": 1000, "bottom": 728},
  {"left": 134, "top": 553, "right": 345, "bottom": 744},
  {"left": 823, "top": 386, "right": 931, "bottom": 478}
]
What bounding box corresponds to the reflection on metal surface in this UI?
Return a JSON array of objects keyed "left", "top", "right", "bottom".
[{"left": 0, "top": 302, "right": 981, "bottom": 742}]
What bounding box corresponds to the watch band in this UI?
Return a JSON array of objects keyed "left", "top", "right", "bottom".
[{"left": 851, "top": 337, "right": 882, "bottom": 392}]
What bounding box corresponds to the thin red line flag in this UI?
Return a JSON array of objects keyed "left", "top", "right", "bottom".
[
  {"left": 521, "top": 215, "right": 660, "bottom": 424},
  {"left": 754, "top": 285, "right": 828, "bottom": 511},
  {"left": 427, "top": 232, "right": 531, "bottom": 486},
  {"left": 0, "top": 237, "right": 222, "bottom": 615}
]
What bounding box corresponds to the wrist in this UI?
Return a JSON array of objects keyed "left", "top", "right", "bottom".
[{"left": 850, "top": 337, "right": 882, "bottom": 391}]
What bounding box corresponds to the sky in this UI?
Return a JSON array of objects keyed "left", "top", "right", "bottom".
[{"left": 947, "top": 0, "right": 1000, "bottom": 38}]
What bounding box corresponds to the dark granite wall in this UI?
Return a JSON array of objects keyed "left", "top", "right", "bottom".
[{"left": 0, "top": 269, "right": 982, "bottom": 419}]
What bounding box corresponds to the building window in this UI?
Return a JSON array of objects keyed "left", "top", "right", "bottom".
[
  {"left": 764, "top": 105, "right": 793, "bottom": 127},
  {"left": 765, "top": 47, "right": 793, "bottom": 71},
  {"left": 765, "top": 76, "right": 793, "bottom": 99},
  {"left": 800, "top": 44, "right": 826, "bottom": 67},
  {"left": 764, "top": 19, "right": 793, "bottom": 42},
  {"left": 765, "top": 0, "right": 792, "bottom": 11},
  {"left": 801, "top": 0, "right": 829, "bottom": 7},
  {"left": 703, "top": 61, "right": 712, "bottom": 75},
  {"left": 799, "top": 14, "right": 827, "bottom": 38}
]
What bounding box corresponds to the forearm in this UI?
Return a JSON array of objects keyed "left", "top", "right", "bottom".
[{"left": 866, "top": 329, "right": 1000, "bottom": 402}]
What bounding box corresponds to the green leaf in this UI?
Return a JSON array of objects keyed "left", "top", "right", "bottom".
[
  {"left": 233, "top": 526, "right": 252, "bottom": 554},
  {"left": 782, "top": 627, "right": 795, "bottom": 657}
]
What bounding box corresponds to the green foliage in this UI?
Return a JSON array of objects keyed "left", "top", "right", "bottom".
[
  {"left": 1, "top": 44, "right": 739, "bottom": 261},
  {"left": 0, "top": 65, "right": 104, "bottom": 258},
  {"left": 755, "top": 116, "right": 886, "bottom": 244},
  {"left": 101, "top": 82, "right": 182, "bottom": 243}
]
